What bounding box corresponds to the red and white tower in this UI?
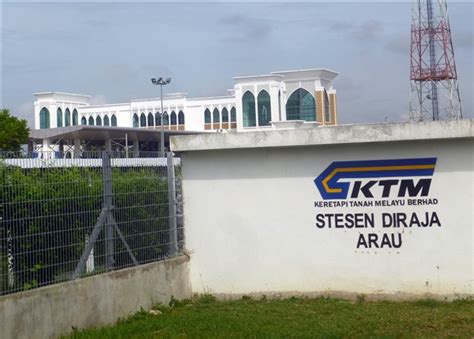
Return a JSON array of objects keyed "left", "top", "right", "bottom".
[{"left": 410, "top": 0, "right": 462, "bottom": 121}]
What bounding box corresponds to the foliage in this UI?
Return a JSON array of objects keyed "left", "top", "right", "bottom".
[
  {"left": 0, "top": 109, "right": 29, "bottom": 151},
  {"left": 66, "top": 296, "right": 474, "bottom": 338},
  {"left": 0, "top": 164, "right": 169, "bottom": 294}
]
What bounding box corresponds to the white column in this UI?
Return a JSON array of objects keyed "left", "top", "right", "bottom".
[
  {"left": 235, "top": 85, "right": 244, "bottom": 132},
  {"left": 254, "top": 85, "right": 259, "bottom": 129},
  {"left": 269, "top": 83, "right": 280, "bottom": 123},
  {"left": 49, "top": 104, "right": 57, "bottom": 128},
  {"left": 42, "top": 139, "right": 51, "bottom": 159},
  {"left": 133, "top": 140, "right": 139, "bottom": 158},
  {"left": 281, "top": 83, "right": 287, "bottom": 122},
  {"left": 73, "top": 139, "right": 81, "bottom": 158}
]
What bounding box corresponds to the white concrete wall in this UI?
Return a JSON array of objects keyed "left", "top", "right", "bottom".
[
  {"left": 188, "top": 96, "right": 236, "bottom": 131},
  {"left": 175, "top": 121, "right": 473, "bottom": 297},
  {"left": 34, "top": 92, "right": 90, "bottom": 129},
  {"left": 73, "top": 96, "right": 236, "bottom": 131}
]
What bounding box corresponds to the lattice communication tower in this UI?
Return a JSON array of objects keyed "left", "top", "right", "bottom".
[{"left": 410, "top": 0, "right": 462, "bottom": 121}]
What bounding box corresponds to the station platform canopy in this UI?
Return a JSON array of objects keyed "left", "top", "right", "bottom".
[{"left": 29, "top": 125, "right": 204, "bottom": 144}]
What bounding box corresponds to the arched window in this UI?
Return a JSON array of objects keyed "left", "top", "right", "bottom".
[
  {"left": 56, "top": 108, "right": 63, "bottom": 127},
  {"left": 140, "top": 113, "right": 146, "bottom": 127},
  {"left": 88, "top": 116, "right": 94, "bottom": 126},
  {"left": 222, "top": 108, "right": 229, "bottom": 122},
  {"left": 231, "top": 107, "right": 236, "bottom": 122},
  {"left": 155, "top": 113, "right": 161, "bottom": 126},
  {"left": 81, "top": 117, "right": 87, "bottom": 125},
  {"left": 96, "top": 116, "right": 102, "bottom": 126},
  {"left": 65, "top": 108, "right": 71, "bottom": 126},
  {"left": 111, "top": 114, "right": 117, "bottom": 126},
  {"left": 147, "top": 112, "right": 154, "bottom": 127},
  {"left": 257, "top": 90, "right": 271, "bottom": 126},
  {"left": 204, "top": 109, "right": 211, "bottom": 124},
  {"left": 212, "top": 108, "right": 220, "bottom": 129},
  {"left": 72, "top": 109, "right": 78, "bottom": 125},
  {"left": 133, "top": 113, "right": 139, "bottom": 127},
  {"left": 39, "top": 107, "right": 50, "bottom": 129},
  {"left": 212, "top": 108, "right": 220, "bottom": 123},
  {"left": 242, "top": 91, "right": 256, "bottom": 127},
  {"left": 178, "top": 111, "right": 185, "bottom": 125},
  {"left": 103, "top": 115, "right": 110, "bottom": 126},
  {"left": 324, "top": 90, "right": 330, "bottom": 123},
  {"left": 286, "top": 88, "right": 316, "bottom": 121},
  {"left": 163, "top": 112, "right": 169, "bottom": 125},
  {"left": 170, "top": 111, "right": 177, "bottom": 125}
]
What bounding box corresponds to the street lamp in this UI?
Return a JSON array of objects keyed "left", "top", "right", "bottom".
[{"left": 151, "top": 77, "right": 171, "bottom": 157}]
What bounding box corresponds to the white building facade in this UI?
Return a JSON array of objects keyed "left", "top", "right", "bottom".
[{"left": 34, "top": 68, "right": 339, "bottom": 133}]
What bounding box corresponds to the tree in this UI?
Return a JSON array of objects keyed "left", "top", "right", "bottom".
[{"left": 0, "top": 109, "right": 29, "bottom": 151}]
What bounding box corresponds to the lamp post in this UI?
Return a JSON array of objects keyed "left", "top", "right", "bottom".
[{"left": 151, "top": 77, "right": 171, "bottom": 157}]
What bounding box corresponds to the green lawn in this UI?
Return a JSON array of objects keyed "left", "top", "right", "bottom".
[{"left": 68, "top": 295, "right": 474, "bottom": 338}]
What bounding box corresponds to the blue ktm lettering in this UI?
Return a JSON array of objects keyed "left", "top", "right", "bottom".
[{"left": 351, "top": 179, "right": 432, "bottom": 199}]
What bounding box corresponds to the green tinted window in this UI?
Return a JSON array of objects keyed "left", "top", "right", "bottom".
[
  {"left": 286, "top": 88, "right": 316, "bottom": 121},
  {"left": 57, "top": 108, "right": 63, "bottom": 127},
  {"left": 65, "top": 108, "right": 71, "bottom": 126},
  {"left": 148, "top": 112, "right": 154, "bottom": 126},
  {"left": 222, "top": 108, "right": 229, "bottom": 123},
  {"left": 204, "top": 109, "right": 211, "bottom": 123},
  {"left": 40, "top": 107, "right": 50, "bottom": 129},
  {"left": 213, "top": 108, "right": 220, "bottom": 123},
  {"left": 324, "top": 90, "right": 330, "bottom": 123},
  {"left": 133, "top": 114, "right": 139, "bottom": 127},
  {"left": 72, "top": 109, "right": 78, "bottom": 125},
  {"left": 242, "top": 91, "right": 256, "bottom": 127},
  {"left": 171, "top": 111, "right": 177, "bottom": 125},
  {"left": 257, "top": 90, "right": 271, "bottom": 126}
]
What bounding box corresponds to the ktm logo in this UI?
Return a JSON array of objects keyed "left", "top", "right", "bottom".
[{"left": 314, "top": 158, "right": 437, "bottom": 200}]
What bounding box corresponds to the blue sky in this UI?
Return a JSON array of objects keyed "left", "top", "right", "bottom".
[{"left": 1, "top": 1, "right": 473, "bottom": 126}]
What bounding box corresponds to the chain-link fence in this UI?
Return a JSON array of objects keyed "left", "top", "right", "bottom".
[{"left": 0, "top": 151, "right": 184, "bottom": 295}]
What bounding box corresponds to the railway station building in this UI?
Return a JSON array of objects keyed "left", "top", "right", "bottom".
[{"left": 31, "top": 68, "right": 339, "bottom": 155}]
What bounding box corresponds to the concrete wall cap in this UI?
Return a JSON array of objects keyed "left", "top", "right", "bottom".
[{"left": 170, "top": 119, "right": 474, "bottom": 152}]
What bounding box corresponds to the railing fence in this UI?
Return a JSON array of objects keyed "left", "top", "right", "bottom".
[{"left": 0, "top": 151, "right": 183, "bottom": 295}]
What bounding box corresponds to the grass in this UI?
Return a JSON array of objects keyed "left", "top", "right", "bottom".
[{"left": 68, "top": 295, "right": 474, "bottom": 338}]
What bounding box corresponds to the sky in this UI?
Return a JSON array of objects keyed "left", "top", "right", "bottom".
[{"left": 1, "top": 1, "right": 473, "bottom": 127}]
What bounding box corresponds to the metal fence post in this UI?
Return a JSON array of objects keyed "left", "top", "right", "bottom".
[
  {"left": 167, "top": 152, "right": 178, "bottom": 256},
  {"left": 103, "top": 151, "right": 115, "bottom": 270}
]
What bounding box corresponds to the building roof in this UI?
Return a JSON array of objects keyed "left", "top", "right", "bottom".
[
  {"left": 34, "top": 91, "right": 91, "bottom": 98},
  {"left": 271, "top": 68, "right": 339, "bottom": 81},
  {"left": 233, "top": 68, "right": 339, "bottom": 83}
]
